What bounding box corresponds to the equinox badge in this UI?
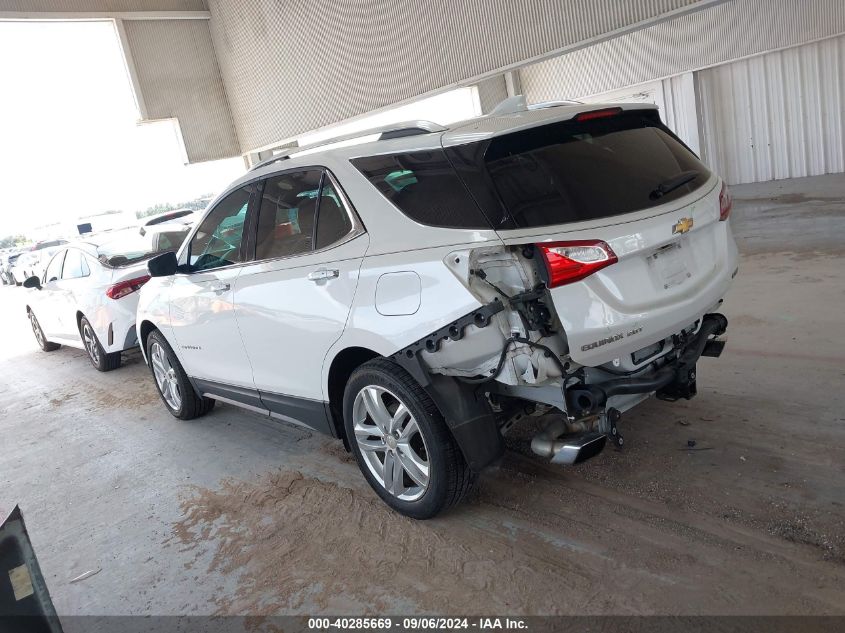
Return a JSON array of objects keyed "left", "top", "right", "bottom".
[{"left": 672, "top": 217, "right": 694, "bottom": 235}]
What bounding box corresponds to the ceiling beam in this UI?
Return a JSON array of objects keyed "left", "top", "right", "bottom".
[{"left": 0, "top": 11, "right": 209, "bottom": 21}]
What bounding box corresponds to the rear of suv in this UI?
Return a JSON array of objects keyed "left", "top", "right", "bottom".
[{"left": 137, "top": 100, "right": 738, "bottom": 518}]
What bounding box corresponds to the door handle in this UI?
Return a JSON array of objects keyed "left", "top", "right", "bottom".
[
  {"left": 307, "top": 268, "right": 339, "bottom": 282},
  {"left": 209, "top": 281, "right": 230, "bottom": 293}
]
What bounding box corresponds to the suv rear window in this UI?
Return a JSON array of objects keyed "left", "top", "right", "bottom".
[
  {"left": 351, "top": 149, "right": 491, "bottom": 229},
  {"left": 450, "top": 109, "right": 711, "bottom": 229}
]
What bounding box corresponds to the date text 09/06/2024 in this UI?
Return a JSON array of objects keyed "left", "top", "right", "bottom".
[{"left": 307, "top": 617, "right": 528, "bottom": 630}]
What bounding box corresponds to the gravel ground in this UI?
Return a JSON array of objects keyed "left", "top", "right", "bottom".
[{"left": 1, "top": 174, "right": 844, "bottom": 616}]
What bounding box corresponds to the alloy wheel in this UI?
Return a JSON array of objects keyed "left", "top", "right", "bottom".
[
  {"left": 30, "top": 313, "right": 44, "bottom": 347},
  {"left": 82, "top": 322, "right": 100, "bottom": 365},
  {"left": 150, "top": 341, "right": 182, "bottom": 410},
  {"left": 352, "top": 385, "right": 430, "bottom": 501}
]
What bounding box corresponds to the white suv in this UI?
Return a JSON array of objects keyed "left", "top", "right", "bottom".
[{"left": 137, "top": 100, "right": 738, "bottom": 518}]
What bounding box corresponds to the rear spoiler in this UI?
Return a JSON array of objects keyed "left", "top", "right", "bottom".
[{"left": 0, "top": 506, "right": 63, "bottom": 633}]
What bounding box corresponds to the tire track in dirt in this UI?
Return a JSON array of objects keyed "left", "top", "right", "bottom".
[{"left": 170, "top": 460, "right": 845, "bottom": 616}]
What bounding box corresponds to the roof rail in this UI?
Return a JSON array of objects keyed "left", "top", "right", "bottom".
[{"left": 249, "top": 120, "right": 446, "bottom": 172}]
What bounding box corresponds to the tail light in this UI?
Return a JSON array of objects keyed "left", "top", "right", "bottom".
[
  {"left": 537, "top": 240, "right": 618, "bottom": 288},
  {"left": 719, "top": 182, "right": 733, "bottom": 221},
  {"left": 106, "top": 275, "right": 150, "bottom": 300}
]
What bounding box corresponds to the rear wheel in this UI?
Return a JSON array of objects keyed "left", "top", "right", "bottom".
[
  {"left": 28, "top": 310, "right": 59, "bottom": 352},
  {"left": 343, "top": 358, "right": 474, "bottom": 519},
  {"left": 147, "top": 329, "right": 214, "bottom": 420},
  {"left": 79, "top": 316, "right": 121, "bottom": 372}
]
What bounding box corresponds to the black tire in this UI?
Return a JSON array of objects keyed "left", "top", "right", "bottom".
[
  {"left": 79, "top": 316, "right": 121, "bottom": 372},
  {"left": 28, "top": 310, "right": 60, "bottom": 352},
  {"left": 343, "top": 358, "right": 474, "bottom": 519},
  {"left": 146, "top": 329, "right": 215, "bottom": 420}
]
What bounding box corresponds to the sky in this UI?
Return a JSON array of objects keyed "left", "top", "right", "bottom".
[{"left": 0, "top": 20, "right": 244, "bottom": 237}]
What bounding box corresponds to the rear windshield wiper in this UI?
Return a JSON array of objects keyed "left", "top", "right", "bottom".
[{"left": 649, "top": 170, "right": 699, "bottom": 200}]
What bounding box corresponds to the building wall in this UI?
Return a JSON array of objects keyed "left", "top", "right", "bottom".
[
  {"left": 520, "top": 0, "right": 845, "bottom": 102},
  {"left": 205, "top": 0, "right": 715, "bottom": 154},
  {"left": 698, "top": 34, "right": 845, "bottom": 184},
  {"left": 121, "top": 18, "right": 239, "bottom": 162}
]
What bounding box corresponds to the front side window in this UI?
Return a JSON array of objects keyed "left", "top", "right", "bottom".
[
  {"left": 254, "top": 170, "right": 323, "bottom": 260},
  {"left": 43, "top": 251, "right": 65, "bottom": 283},
  {"left": 188, "top": 186, "right": 251, "bottom": 271},
  {"left": 62, "top": 250, "right": 90, "bottom": 280}
]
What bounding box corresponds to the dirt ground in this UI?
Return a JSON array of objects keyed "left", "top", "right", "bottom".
[{"left": 1, "top": 174, "right": 844, "bottom": 616}]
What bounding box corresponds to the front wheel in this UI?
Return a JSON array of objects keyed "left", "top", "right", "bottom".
[
  {"left": 79, "top": 316, "right": 121, "bottom": 372},
  {"left": 146, "top": 330, "right": 214, "bottom": 420},
  {"left": 343, "top": 358, "right": 474, "bottom": 519}
]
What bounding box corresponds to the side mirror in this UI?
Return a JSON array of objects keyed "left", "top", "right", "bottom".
[
  {"left": 22, "top": 276, "right": 41, "bottom": 290},
  {"left": 148, "top": 251, "right": 178, "bottom": 277}
]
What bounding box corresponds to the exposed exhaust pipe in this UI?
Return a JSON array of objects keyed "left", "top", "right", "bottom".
[{"left": 530, "top": 416, "right": 607, "bottom": 465}]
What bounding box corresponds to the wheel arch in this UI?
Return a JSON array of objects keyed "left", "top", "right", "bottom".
[
  {"left": 138, "top": 320, "right": 158, "bottom": 354},
  {"left": 325, "top": 346, "right": 381, "bottom": 443}
]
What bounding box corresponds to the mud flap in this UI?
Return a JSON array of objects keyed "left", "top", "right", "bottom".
[{"left": 0, "top": 506, "right": 62, "bottom": 633}]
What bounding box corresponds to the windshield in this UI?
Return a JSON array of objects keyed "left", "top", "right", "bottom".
[{"left": 96, "top": 227, "right": 191, "bottom": 267}]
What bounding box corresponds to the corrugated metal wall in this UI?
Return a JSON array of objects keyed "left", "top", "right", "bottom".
[
  {"left": 698, "top": 35, "right": 845, "bottom": 184},
  {"left": 520, "top": 0, "right": 845, "bottom": 103},
  {"left": 122, "top": 18, "right": 239, "bottom": 162},
  {"left": 205, "top": 0, "right": 712, "bottom": 153}
]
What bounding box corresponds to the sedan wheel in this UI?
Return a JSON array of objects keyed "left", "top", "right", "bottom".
[
  {"left": 81, "top": 321, "right": 100, "bottom": 365},
  {"left": 352, "top": 385, "right": 430, "bottom": 501},
  {"left": 78, "top": 316, "right": 121, "bottom": 371}
]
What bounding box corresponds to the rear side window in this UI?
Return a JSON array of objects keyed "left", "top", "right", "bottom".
[
  {"left": 254, "top": 170, "right": 323, "bottom": 260},
  {"left": 352, "top": 149, "right": 491, "bottom": 229},
  {"left": 315, "top": 178, "right": 353, "bottom": 250},
  {"left": 469, "top": 110, "right": 710, "bottom": 229},
  {"left": 62, "top": 250, "right": 90, "bottom": 279}
]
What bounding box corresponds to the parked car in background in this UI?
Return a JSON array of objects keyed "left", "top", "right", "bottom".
[
  {"left": 9, "top": 240, "right": 68, "bottom": 285},
  {"left": 137, "top": 101, "right": 737, "bottom": 518},
  {"left": 1, "top": 248, "right": 25, "bottom": 285},
  {"left": 24, "top": 224, "right": 191, "bottom": 371}
]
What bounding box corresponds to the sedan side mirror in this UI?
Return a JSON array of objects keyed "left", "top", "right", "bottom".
[
  {"left": 22, "top": 276, "right": 41, "bottom": 290},
  {"left": 148, "top": 251, "right": 178, "bottom": 277}
]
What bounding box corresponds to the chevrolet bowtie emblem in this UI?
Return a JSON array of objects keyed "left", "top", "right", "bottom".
[{"left": 672, "top": 217, "right": 694, "bottom": 235}]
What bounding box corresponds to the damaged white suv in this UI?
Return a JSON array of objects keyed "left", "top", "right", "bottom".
[{"left": 137, "top": 99, "right": 738, "bottom": 518}]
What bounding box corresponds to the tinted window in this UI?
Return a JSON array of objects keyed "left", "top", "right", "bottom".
[
  {"left": 474, "top": 110, "right": 710, "bottom": 228},
  {"left": 316, "top": 178, "right": 353, "bottom": 250},
  {"left": 351, "top": 149, "right": 491, "bottom": 229},
  {"left": 254, "top": 170, "right": 322, "bottom": 260},
  {"left": 62, "top": 250, "right": 90, "bottom": 279},
  {"left": 43, "top": 251, "right": 65, "bottom": 283},
  {"left": 188, "top": 186, "right": 251, "bottom": 271}
]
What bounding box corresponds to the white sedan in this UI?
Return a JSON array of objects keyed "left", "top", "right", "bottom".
[{"left": 24, "top": 226, "right": 191, "bottom": 371}]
